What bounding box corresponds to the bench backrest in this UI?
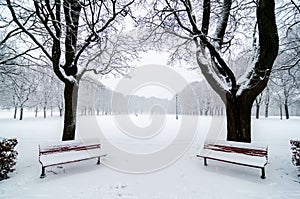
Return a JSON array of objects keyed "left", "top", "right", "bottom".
[
  {"left": 39, "top": 139, "right": 101, "bottom": 156},
  {"left": 203, "top": 140, "right": 268, "bottom": 158}
]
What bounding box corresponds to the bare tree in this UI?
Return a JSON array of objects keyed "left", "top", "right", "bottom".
[
  {"left": 7, "top": 69, "right": 39, "bottom": 120},
  {"left": 254, "top": 93, "right": 263, "bottom": 119},
  {"left": 264, "top": 87, "right": 270, "bottom": 118},
  {"left": 39, "top": 73, "right": 57, "bottom": 118},
  {"left": 275, "top": 0, "right": 300, "bottom": 72},
  {"left": 140, "top": 0, "right": 279, "bottom": 142},
  {"left": 270, "top": 0, "right": 300, "bottom": 119},
  {"left": 5, "top": 0, "right": 136, "bottom": 140},
  {"left": 271, "top": 68, "right": 300, "bottom": 120}
]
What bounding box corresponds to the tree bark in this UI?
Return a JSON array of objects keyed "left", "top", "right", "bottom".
[
  {"left": 264, "top": 87, "right": 270, "bottom": 118},
  {"left": 265, "top": 103, "right": 269, "bottom": 118},
  {"left": 284, "top": 102, "right": 289, "bottom": 119},
  {"left": 62, "top": 82, "right": 79, "bottom": 141},
  {"left": 59, "top": 108, "right": 63, "bottom": 117},
  {"left": 226, "top": 93, "right": 253, "bottom": 143},
  {"left": 35, "top": 107, "right": 38, "bottom": 118},
  {"left": 43, "top": 107, "right": 46, "bottom": 118},
  {"left": 14, "top": 107, "right": 17, "bottom": 119},
  {"left": 279, "top": 104, "right": 283, "bottom": 120},
  {"left": 19, "top": 107, "right": 23, "bottom": 120},
  {"left": 256, "top": 104, "right": 260, "bottom": 119}
]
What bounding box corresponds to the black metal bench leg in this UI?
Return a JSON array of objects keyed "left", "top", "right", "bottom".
[
  {"left": 40, "top": 167, "right": 46, "bottom": 178},
  {"left": 261, "top": 167, "right": 266, "bottom": 179},
  {"left": 204, "top": 158, "right": 207, "bottom": 166},
  {"left": 97, "top": 157, "right": 100, "bottom": 165}
]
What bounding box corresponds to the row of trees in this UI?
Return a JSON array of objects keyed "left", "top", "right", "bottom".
[
  {"left": 78, "top": 78, "right": 299, "bottom": 118},
  {"left": 0, "top": 0, "right": 299, "bottom": 143},
  {"left": 0, "top": 66, "right": 64, "bottom": 120},
  {"left": 2, "top": 69, "right": 299, "bottom": 119}
]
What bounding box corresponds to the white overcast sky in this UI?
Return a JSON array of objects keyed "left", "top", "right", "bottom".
[{"left": 100, "top": 50, "right": 203, "bottom": 100}]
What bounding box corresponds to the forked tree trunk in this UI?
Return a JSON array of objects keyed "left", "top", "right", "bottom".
[
  {"left": 226, "top": 93, "right": 253, "bottom": 143},
  {"left": 62, "top": 82, "right": 79, "bottom": 141},
  {"left": 194, "top": 0, "right": 278, "bottom": 143}
]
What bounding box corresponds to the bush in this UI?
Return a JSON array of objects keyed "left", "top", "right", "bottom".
[
  {"left": 291, "top": 140, "right": 300, "bottom": 166},
  {"left": 0, "top": 138, "right": 18, "bottom": 181},
  {"left": 290, "top": 139, "right": 300, "bottom": 177}
]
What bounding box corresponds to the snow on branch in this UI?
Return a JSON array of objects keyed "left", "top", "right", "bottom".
[{"left": 58, "top": 66, "right": 78, "bottom": 85}]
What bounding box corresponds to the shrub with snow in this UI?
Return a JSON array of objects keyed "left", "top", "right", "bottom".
[
  {"left": 0, "top": 138, "right": 18, "bottom": 181},
  {"left": 290, "top": 139, "right": 300, "bottom": 176}
]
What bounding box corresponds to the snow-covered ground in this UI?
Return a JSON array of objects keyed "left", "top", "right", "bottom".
[{"left": 0, "top": 111, "right": 299, "bottom": 199}]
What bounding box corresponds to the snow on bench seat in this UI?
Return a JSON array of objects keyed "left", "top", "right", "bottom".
[
  {"left": 38, "top": 139, "right": 107, "bottom": 178},
  {"left": 197, "top": 139, "right": 268, "bottom": 179}
]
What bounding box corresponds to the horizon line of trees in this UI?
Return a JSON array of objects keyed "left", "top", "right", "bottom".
[{"left": 1, "top": 73, "right": 298, "bottom": 120}]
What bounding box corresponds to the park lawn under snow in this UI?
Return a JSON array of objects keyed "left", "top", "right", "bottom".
[{"left": 0, "top": 111, "right": 300, "bottom": 199}]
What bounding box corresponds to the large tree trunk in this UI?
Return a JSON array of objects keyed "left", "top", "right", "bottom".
[
  {"left": 226, "top": 93, "right": 253, "bottom": 143},
  {"left": 194, "top": 0, "right": 278, "bottom": 143},
  {"left": 284, "top": 102, "right": 289, "bottom": 119},
  {"left": 62, "top": 82, "right": 79, "bottom": 141}
]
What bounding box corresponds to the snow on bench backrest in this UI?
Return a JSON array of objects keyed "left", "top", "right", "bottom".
[
  {"left": 39, "top": 138, "right": 101, "bottom": 155},
  {"left": 204, "top": 139, "right": 268, "bottom": 158}
]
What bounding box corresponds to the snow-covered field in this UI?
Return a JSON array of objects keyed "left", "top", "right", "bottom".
[{"left": 0, "top": 111, "right": 300, "bottom": 199}]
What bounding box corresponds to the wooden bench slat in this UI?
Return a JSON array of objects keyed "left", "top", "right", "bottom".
[
  {"left": 204, "top": 144, "right": 268, "bottom": 157},
  {"left": 40, "top": 144, "right": 101, "bottom": 155}
]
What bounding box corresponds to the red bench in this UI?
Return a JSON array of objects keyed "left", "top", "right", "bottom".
[
  {"left": 197, "top": 140, "right": 268, "bottom": 179},
  {"left": 39, "top": 138, "right": 107, "bottom": 178}
]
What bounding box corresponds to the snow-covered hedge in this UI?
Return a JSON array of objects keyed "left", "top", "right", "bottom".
[
  {"left": 290, "top": 140, "right": 300, "bottom": 176},
  {"left": 0, "top": 138, "right": 18, "bottom": 181},
  {"left": 291, "top": 140, "right": 300, "bottom": 166}
]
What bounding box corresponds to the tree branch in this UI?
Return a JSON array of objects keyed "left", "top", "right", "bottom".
[{"left": 6, "top": 0, "right": 52, "bottom": 60}]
